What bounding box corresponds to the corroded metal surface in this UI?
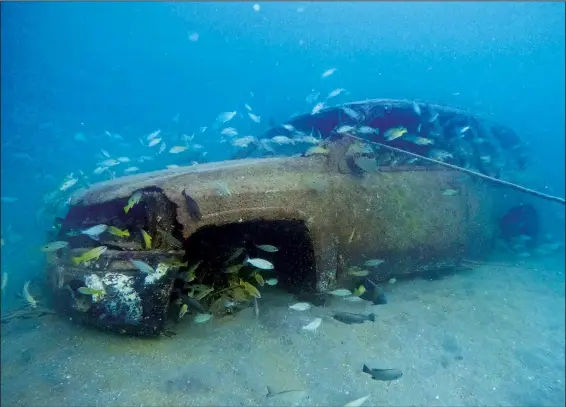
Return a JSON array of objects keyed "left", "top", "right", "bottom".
[
  {"left": 48, "top": 249, "right": 184, "bottom": 336},
  {"left": 50, "top": 99, "right": 530, "bottom": 336},
  {"left": 51, "top": 151, "right": 516, "bottom": 336}
]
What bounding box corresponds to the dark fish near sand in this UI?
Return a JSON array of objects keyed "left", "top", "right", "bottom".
[
  {"left": 365, "top": 278, "right": 387, "bottom": 305},
  {"left": 182, "top": 190, "right": 202, "bottom": 220},
  {"left": 333, "top": 311, "right": 375, "bottom": 325},
  {"left": 362, "top": 364, "right": 403, "bottom": 382}
]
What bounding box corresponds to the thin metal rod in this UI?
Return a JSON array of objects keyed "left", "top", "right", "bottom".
[{"left": 346, "top": 134, "right": 565, "bottom": 206}]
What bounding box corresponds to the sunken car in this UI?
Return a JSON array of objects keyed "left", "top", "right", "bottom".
[{"left": 46, "top": 99, "right": 532, "bottom": 336}]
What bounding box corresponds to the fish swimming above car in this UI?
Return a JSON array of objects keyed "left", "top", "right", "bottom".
[
  {"left": 405, "top": 135, "right": 434, "bottom": 145},
  {"left": 124, "top": 191, "right": 143, "bottom": 214},
  {"left": 311, "top": 102, "right": 325, "bottom": 115},
  {"left": 40, "top": 241, "right": 69, "bottom": 252},
  {"left": 71, "top": 246, "right": 108, "bottom": 266},
  {"left": 81, "top": 224, "right": 108, "bottom": 240},
  {"left": 321, "top": 67, "right": 336, "bottom": 78},
  {"left": 384, "top": 127, "right": 408, "bottom": 141},
  {"left": 107, "top": 226, "right": 130, "bottom": 238},
  {"left": 216, "top": 111, "right": 237, "bottom": 123}
]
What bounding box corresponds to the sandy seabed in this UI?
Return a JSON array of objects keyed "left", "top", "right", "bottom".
[{"left": 1, "top": 252, "right": 564, "bottom": 407}]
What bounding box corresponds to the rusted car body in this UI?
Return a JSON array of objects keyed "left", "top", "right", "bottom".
[{"left": 47, "top": 99, "right": 528, "bottom": 336}]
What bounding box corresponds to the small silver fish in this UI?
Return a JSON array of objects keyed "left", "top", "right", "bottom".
[
  {"left": 81, "top": 224, "right": 108, "bottom": 239},
  {"left": 311, "top": 102, "right": 325, "bottom": 115},
  {"left": 147, "top": 129, "right": 161, "bottom": 140},
  {"left": 248, "top": 113, "right": 261, "bottom": 123},
  {"left": 130, "top": 260, "right": 155, "bottom": 274},
  {"left": 232, "top": 136, "right": 257, "bottom": 148},
  {"left": 428, "top": 149, "right": 453, "bottom": 161},
  {"left": 60, "top": 177, "right": 78, "bottom": 191},
  {"left": 406, "top": 135, "right": 434, "bottom": 145},
  {"left": 271, "top": 136, "right": 295, "bottom": 145},
  {"left": 41, "top": 241, "right": 69, "bottom": 252},
  {"left": 327, "top": 88, "right": 345, "bottom": 99},
  {"left": 329, "top": 288, "right": 352, "bottom": 296},
  {"left": 357, "top": 126, "right": 378, "bottom": 135},
  {"left": 246, "top": 257, "right": 274, "bottom": 270},
  {"left": 289, "top": 302, "right": 311, "bottom": 311},
  {"left": 23, "top": 281, "right": 37, "bottom": 308},
  {"left": 305, "top": 92, "right": 320, "bottom": 104},
  {"left": 459, "top": 125, "right": 471, "bottom": 134},
  {"left": 98, "top": 159, "right": 119, "bottom": 168},
  {"left": 364, "top": 259, "right": 385, "bottom": 267},
  {"left": 295, "top": 135, "right": 319, "bottom": 144},
  {"left": 221, "top": 127, "right": 239, "bottom": 136},
  {"left": 194, "top": 313, "right": 213, "bottom": 323},
  {"left": 342, "top": 107, "right": 361, "bottom": 120},
  {"left": 336, "top": 125, "right": 356, "bottom": 134},
  {"left": 255, "top": 244, "right": 278, "bottom": 252},
  {"left": 412, "top": 101, "right": 421, "bottom": 116},
  {"left": 343, "top": 296, "right": 364, "bottom": 303},
  {"left": 321, "top": 68, "right": 336, "bottom": 78},
  {"left": 347, "top": 267, "right": 369, "bottom": 277},
  {"left": 302, "top": 317, "right": 322, "bottom": 331},
  {"left": 1, "top": 272, "right": 8, "bottom": 291},
  {"left": 216, "top": 111, "right": 237, "bottom": 123}
]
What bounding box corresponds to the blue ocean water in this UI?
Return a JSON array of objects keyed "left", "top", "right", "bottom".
[{"left": 1, "top": 3, "right": 565, "bottom": 406}]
